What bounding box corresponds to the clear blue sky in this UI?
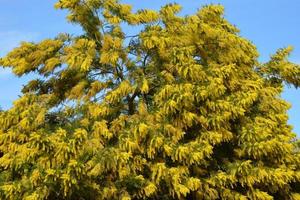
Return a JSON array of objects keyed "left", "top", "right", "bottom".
[{"left": 0, "top": 0, "right": 299, "bottom": 135}]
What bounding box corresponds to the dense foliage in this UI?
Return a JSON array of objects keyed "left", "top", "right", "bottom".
[{"left": 0, "top": 0, "right": 300, "bottom": 199}]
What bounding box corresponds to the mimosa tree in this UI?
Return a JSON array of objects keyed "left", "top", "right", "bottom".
[{"left": 0, "top": 1, "right": 299, "bottom": 199}]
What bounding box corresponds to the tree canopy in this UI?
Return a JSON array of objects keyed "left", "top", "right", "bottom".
[{"left": 0, "top": 0, "right": 299, "bottom": 199}]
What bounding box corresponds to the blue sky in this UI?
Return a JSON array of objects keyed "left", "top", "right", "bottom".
[{"left": 0, "top": 0, "right": 299, "bottom": 135}]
